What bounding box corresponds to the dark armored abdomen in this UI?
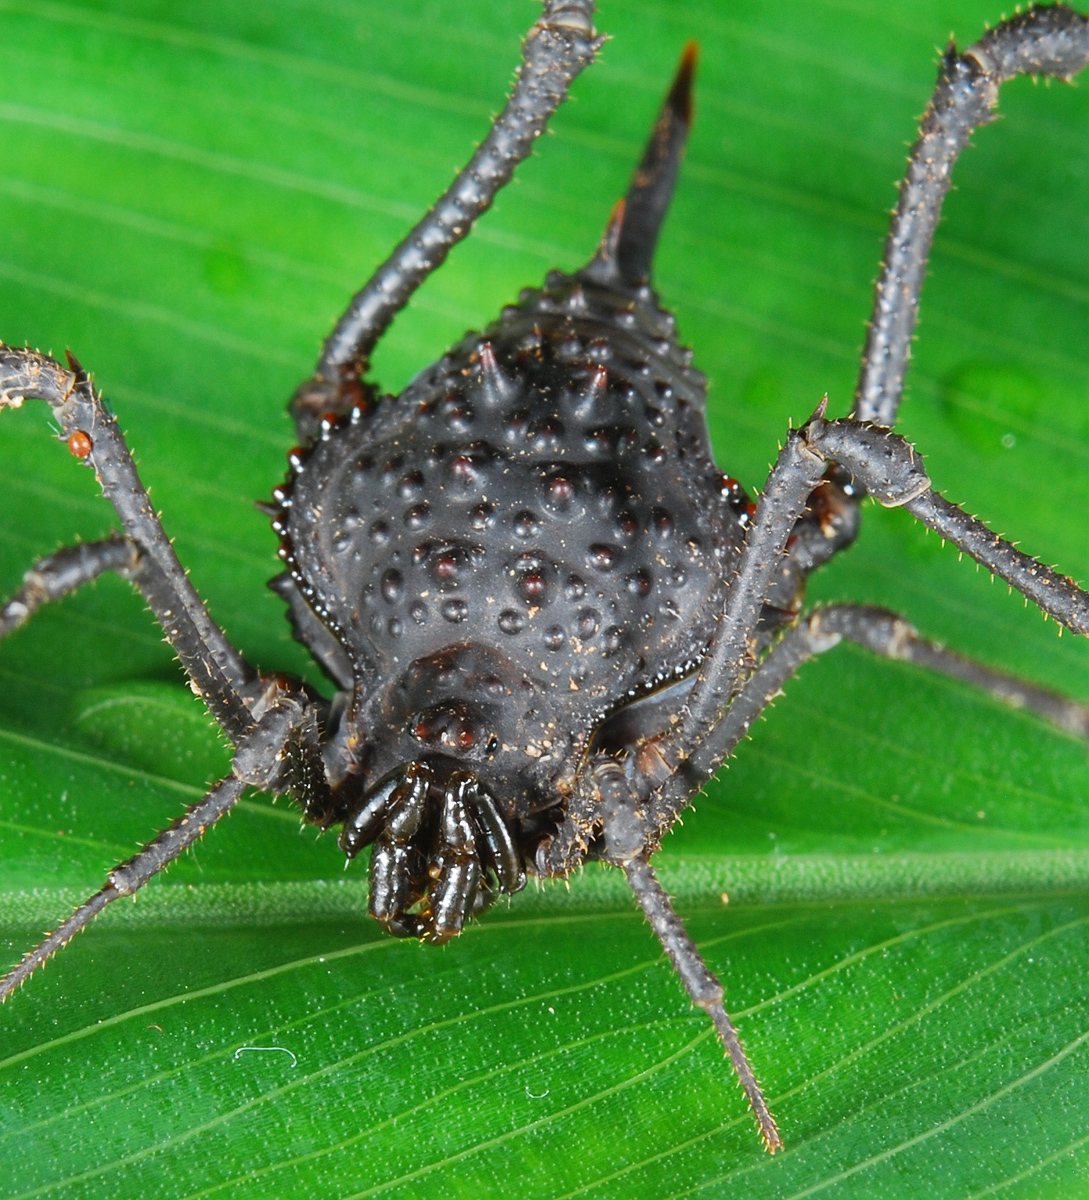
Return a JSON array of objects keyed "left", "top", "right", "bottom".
[{"left": 280, "top": 272, "right": 743, "bottom": 788}]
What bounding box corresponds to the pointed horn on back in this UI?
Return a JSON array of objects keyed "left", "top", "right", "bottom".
[{"left": 582, "top": 41, "right": 698, "bottom": 288}]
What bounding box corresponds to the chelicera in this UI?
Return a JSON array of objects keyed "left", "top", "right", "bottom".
[{"left": 2, "top": 0, "right": 1089, "bottom": 1154}]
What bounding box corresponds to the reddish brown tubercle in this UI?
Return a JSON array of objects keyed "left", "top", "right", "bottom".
[{"left": 67, "top": 430, "right": 92, "bottom": 459}]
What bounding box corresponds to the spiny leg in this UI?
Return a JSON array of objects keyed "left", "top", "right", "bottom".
[
  {"left": 609, "top": 594, "right": 1089, "bottom": 1153},
  {"left": 624, "top": 858, "right": 781, "bottom": 1154},
  {"left": 769, "top": 607, "right": 1089, "bottom": 745},
  {"left": 0, "top": 346, "right": 260, "bottom": 741},
  {"left": 291, "top": 0, "right": 601, "bottom": 438},
  {"left": 886, "top": 624, "right": 1089, "bottom": 739},
  {"left": 284, "top": 703, "right": 336, "bottom": 826},
  {"left": 659, "top": 403, "right": 1089, "bottom": 834},
  {"left": 679, "top": 401, "right": 1089, "bottom": 764},
  {"left": 620, "top": 597, "right": 1089, "bottom": 1151},
  {"left": 0, "top": 777, "right": 244, "bottom": 1002},
  {"left": 806, "top": 413, "right": 1089, "bottom": 634},
  {"left": 0, "top": 535, "right": 138, "bottom": 638},
  {"left": 0, "top": 694, "right": 311, "bottom": 1001},
  {"left": 854, "top": 5, "right": 1089, "bottom": 427},
  {"left": 677, "top": 422, "right": 830, "bottom": 750},
  {"left": 654, "top": 604, "right": 1089, "bottom": 823},
  {"left": 596, "top": 759, "right": 780, "bottom": 1154}
]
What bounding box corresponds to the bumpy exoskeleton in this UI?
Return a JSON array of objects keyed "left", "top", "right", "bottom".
[
  {"left": 4, "top": 0, "right": 1089, "bottom": 1157},
  {"left": 272, "top": 157, "right": 757, "bottom": 936}
]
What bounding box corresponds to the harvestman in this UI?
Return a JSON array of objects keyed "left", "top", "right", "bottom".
[{"left": 2, "top": 0, "right": 1089, "bottom": 1152}]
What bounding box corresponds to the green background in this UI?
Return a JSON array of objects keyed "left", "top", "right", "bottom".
[{"left": 1, "top": 0, "right": 1089, "bottom": 1195}]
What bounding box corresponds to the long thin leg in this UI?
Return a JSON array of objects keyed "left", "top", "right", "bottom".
[
  {"left": 904, "top": 490, "right": 1089, "bottom": 633},
  {"left": 0, "top": 346, "right": 259, "bottom": 740},
  {"left": 659, "top": 604, "right": 1089, "bottom": 817},
  {"left": 0, "top": 693, "right": 309, "bottom": 1002},
  {"left": 595, "top": 751, "right": 779, "bottom": 1143},
  {"left": 888, "top": 621, "right": 1089, "bottom": 739},
  {"left": 678, "top": 416, "right": 830, "bottom": 750},
  {"left": 853, "top": 6, "right": 1089, "bottom": 427},
  {"left": 672, "top": 404, "right": 1089, "bottom": 789},
  {"left": 807, "top": 414, "right": 1089, "bottom": 634},
  {"left": 599, "top": 788, "right": 780, "bottom": 1156},
  {"left": 623, "top": 858, "right": 781, "bottom": 1153},
  {"left": 0, "top": 776, "right": 244, "bottom": 1001},
  {"left": 291, "top": 0, "right": 600, "bottom": 437},
  {"left": 0, "top": 535, "right": 138, "bottom": 638},
  {"left": 617, "top": 598, "right": 1089, "bottom": 1152}
]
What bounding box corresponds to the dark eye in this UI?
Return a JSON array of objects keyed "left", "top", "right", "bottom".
[{"left": 486, "top": 735, "right": 499, "bottom": 755}]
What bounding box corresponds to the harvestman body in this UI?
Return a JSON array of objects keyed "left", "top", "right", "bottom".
[{"left": 3, "top": 0, "right": 1089, "bottom": 1153}]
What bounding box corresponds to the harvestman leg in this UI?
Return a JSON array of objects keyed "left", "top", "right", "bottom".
[
  {"left": 0, "top": 359, "right": 342, "bottom": 996},
  {"left": 604, "top": 602, "right": 1089, "bottom": 1156},
  {"left": 624, "top": 856, "right": 780, "bottom": 1153},
  {"left": 608, "top": 9, "right": 1089, "bottom": 1117},
  {"left": 676, "top": 46, "right": 1089, "bottom": 747},
  {"left": 0, "top": 535, "right": 138, "bottom": 638},
  {"left": 656, "top": 603, "right": 1089, "bottom": 817},
  {"left": 853, "top": 5, "right": 1089, "bottom": 427},
  {"left": 678, "top": 407, "right": 1089, "bottom": 769},
  {"left": 0, "top": 348, "right": 259, "bottom": 741},
  {"left": 607, "top": 406, "right": 1089, "bottom": 1149},
  {"left": 290, "top": 0, "right": 601, "bottom": 438},
  {"left": 811, "top": 414, "right": 1089, "bottom": 634},
  {"left": 0, "top": 363, "right": 339, "bottom": 994},
  {"left": 0, "top": 696, "right": 311, "bottom": 1000},
  {"left": 747, "top": 8, "right": 1089, "bottom": 788},
  {"left": 598, "top": 746, "right": 783, "bottom": 1152},
  {"left": 0, "top": 350, "right": 336, "bottom": 1000},
  {"left": 620, "top": 587, "right": 1089, "bottom": 1152}
]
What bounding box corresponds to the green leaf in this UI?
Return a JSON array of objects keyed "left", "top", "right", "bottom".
[{"left": 2, "top": 0, "right": 1089, "bottom": 1195}]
